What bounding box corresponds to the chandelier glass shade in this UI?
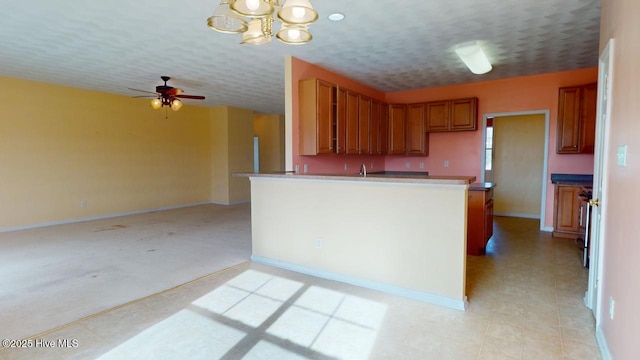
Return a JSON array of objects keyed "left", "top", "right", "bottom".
[{"left": 208, "top": 0, "right": 318, "bottom": 45}]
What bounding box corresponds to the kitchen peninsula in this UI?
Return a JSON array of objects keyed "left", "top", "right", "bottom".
[{"left": 239, "top": 172, "right": 476, "bottom": 310}]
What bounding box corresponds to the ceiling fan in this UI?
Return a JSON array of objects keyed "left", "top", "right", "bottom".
[{"left": 129, "top": 76, "right": 205, "bottom": 111}]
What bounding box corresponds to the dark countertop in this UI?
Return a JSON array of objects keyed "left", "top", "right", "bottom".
[
  {"left": 550, "top": 173, "right": 593, "bottom": 187},
  {"left": 469, "top": 182, "right": 495, "bottom": 191},
  {"left": 369, "top": 171, "right": 429, "bottom": 176}
]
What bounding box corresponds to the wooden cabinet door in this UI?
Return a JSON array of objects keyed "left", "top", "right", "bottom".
[
  {"left": 388, "top": 104, "right": 406, "bottom": 155},
  {"left": 485, "top": 198, "right": 494, "bottom": 246},
  {"left": 406, "top": 103, "right": 426, "bottom": 155},
  {"left": 556, "top": 86, "right": 582, "bottom": 153},
  {"left": 299, "top": 78, "right": 335, "bottom": 155},
  {"left": 380, "top": 103, "right": 389, "bottom": 155},
  {"left": 555, "top": 185, "right": 581, "bottom": 233},
  {"left": 358, "top": 96, "right": 371, "bottom": 154},
  {"left": 345, "top": 90, "right": 359, "bottom": 154},
  {"left": 335, "top": 87, "right": 347, "bottom": 154},
  {"left": 425, "top": 101, "right": 449, "bottom": 132},
  {"left": 451, "top": 98, "right": 477, "bottom": 131},
  {"left": 580, "top": 82, "right": 597, "bottom": 154},
  {"left": 370, "top": 100, "right": 381, "bottom": 154}
]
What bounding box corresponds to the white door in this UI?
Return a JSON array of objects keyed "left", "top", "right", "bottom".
[{"left": 585, "top": 39, "right": 614, "bottom": 323}]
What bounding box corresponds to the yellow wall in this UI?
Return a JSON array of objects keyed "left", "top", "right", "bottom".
[
  {"left": 210, "top": 106, "right": 254, "bottom": 204},
  {"left": 493, "top": 114, "right": 545, "bottom": 217},
  {"left": 0, "top": 77, "right": 265, "bottom": 229},
  {"left": 0, "top": 76, "right": 212, "bottom": 229},
  {"left": 253, "top": 114, "right": 285, "bottom": 172}
]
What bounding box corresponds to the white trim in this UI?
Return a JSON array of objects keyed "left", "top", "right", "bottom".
[
  {"left": 0, "top": 202, "right": 219, "bottom": 233},
  {"left": 540, "top": 226, "right": 553, "bottom": 232},
  {"left": 494, "top": 212, "right": 540, "bottom": 219},
  {"left": 482, "top": 110, "right": 550, "bottom": 231},
  {"left": 251, "top": 255, "right": 469, "bottom": 311},
  {"left": 210, "top": 200, "right": 251, "bottom": 206},
  {"left": 596, "top": 326, "right": 613, "bottom": 360}
]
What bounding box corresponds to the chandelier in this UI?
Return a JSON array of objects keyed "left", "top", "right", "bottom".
[{"left": 207, "top": 0, "right": 318, "bottom": 45}]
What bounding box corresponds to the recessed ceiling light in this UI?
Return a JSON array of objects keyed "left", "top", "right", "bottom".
[{"left": 328, "top": 13, "right": 345, "bottom": 21}]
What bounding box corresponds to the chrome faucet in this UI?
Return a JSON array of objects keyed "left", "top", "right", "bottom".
[{"left": 359, "top": 163, "right": 367, "bottom": 177}]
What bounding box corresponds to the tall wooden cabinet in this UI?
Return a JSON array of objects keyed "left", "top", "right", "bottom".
[
  {"left": 388, "top": 104, "right": 407, "bottom": 155},
  {"left": 299, "top": 78, "right": 336, "bottom": 155},
  {"left": 556, "top": 83, "right": 597, "bottom": 154},
  {"left": 345, "top": 90, "right": 359, "bottom": 154},
  {"left": 358, "top": 95, "right": 371, "bottom": 154},
  {"left": 406, "top": 103, "right": 428, "bottom": 155}
]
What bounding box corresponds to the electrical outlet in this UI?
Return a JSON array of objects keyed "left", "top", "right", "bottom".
[
  {"left": 80, "top": 200, "right": 87, "bottom": 208},
  {"left": 444, "top": 160, "right": 449, "bottom": 168},
  {"left": 370, "top": 162, "right": 374, "bottom": 169},
  {"left": 295, "top": 165, "right": 300, "bottom": 173},
  {"left": 609, "top": 296, "right": 615, "bottom": 319},
  {"left": 315, "top": 238, "right": 323, "bottom": 249},
  {"left": 617, "top": 145, "right": 627, "bottom": 167},
  {"left": 405, "top": 162, "right": 410, "bottom": 169},
  {"left": 419, "top": 162, "right": 424, "bottom": 169},
  {"left": 344, "top": 163, "right": 348, "bottom": 171},
  {"left": 303, "top": 164, "right": 308, "bottom": 173}
]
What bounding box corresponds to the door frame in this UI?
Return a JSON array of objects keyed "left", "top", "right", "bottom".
[
  {"left": 586, "top": 38, "right": 614, "bottom": 326},
  {"left": 481, "top": 110, "right": 550, "bottom": 231}
]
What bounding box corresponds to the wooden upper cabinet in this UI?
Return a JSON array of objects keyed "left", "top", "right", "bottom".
[
  {"left": 370, "top": 100, "right": 381, "bottom": 155},
  {"left": 451, "top": 98, "right": 478, "bottom": 130},
  {"left": 388, "top": 104, "right": 407, "bottom": 155},
  {"left": 299, "top": 78, "right": 336, "bottom": 155},
  {"left": 345, "top": 90, "right": 359, "bottom": 154},
  {"left": 556, "top": 83, "right": 597, "bottom": 154},
  {"left": 425, "top": 101, "right": 449, "bottom": 132},
  {"left": 426, "top": 97, "right": 477, "bottom": 132},
  {"left": 379, "top": 103, "right": 389, "bottom": 155},
  {"left": 335, "top": 87, "right": 347, "bottom": 154},
  {"left": 358, "top": 95, "right": 371, "bottom": 154},
  {"left": 580, "top": 83, "right": 597, "bottom": 153},
  {"left": 406, "top": 103, "right": 428, "bottom": 155}
]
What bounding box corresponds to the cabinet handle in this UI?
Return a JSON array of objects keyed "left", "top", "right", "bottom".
[{"left": 579, "top": 205, "right": 583, "bottom": 226}]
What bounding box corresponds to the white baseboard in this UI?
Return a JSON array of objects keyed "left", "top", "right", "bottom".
[
  {"left": 211, "top": 200, "right": 251, "bottom": 205},
  {"left": 0, "top": 202, "right": 216, "bottom": 233},
  {"left": 494, "top": 212, "right": 540, "bottom": 219},
  {"left": 541, "top": 226, "right": 554, "bottom": 232},
  {"left": 251, "top": 255, "right": 468, "bottom": 311},
  {"left": 596, "top": 326, "right": 612, "bottom": 360}
]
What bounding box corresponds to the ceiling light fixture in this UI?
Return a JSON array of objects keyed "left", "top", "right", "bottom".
[
  {"left": 150, "top": 96, "right": 183, "bottom": 111},
  {"left": 455, "top": 42, "right": 492, "bottom": 75},
  {"left": 328, "top": 13, "right": 344, "bottom": 21},
  {"left": 207, "top": 0, "right": 318, "bottom": 45}
]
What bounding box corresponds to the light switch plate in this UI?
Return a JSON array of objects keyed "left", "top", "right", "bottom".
[{"left": 617, "top": 145, "right": 627, "bottom": 167}]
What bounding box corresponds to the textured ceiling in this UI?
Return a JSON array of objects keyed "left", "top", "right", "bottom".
[{"left": 0, "top": 0, "right": 600, "bottom": 115}]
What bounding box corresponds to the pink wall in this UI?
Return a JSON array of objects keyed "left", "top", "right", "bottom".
[
  {"left": 598, "top": 0, "right": 640, "bottom": 357},
  {"left": 291, "top": 56, "right": 597, "bottom": 228}
]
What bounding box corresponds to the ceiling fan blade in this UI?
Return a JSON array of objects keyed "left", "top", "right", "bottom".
[
  {"left": 128, "top": 87, "right": 159, "bottom": 95},
  {"left": 165, "top": 88, "right": 184, "bottom": 96},
  {"left": 175, "top": 94, "right": 205, "bottom": 100},
  {"left": 131, "top": 95, "right": 158, "bottom": 98}
]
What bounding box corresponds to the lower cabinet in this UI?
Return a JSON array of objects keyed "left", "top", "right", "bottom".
[
  {"left": 552, "top": 185, "right": 584, "bottom": 239},
  {"left": 467, "top": 187, "right": 494, "bottom": 255}
]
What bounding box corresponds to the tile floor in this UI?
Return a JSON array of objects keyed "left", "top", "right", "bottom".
[{"left": 0, "top": 217, "right": 601, "bottom": 360}]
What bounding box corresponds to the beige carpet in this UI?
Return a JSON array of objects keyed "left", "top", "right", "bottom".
[{"left": 0, "top": 204, "right": 251, "bottom": 340}]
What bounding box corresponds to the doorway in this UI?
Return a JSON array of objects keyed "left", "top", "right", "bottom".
[{"left": 482, "top": 111, "right": 550, "bottom": 230}]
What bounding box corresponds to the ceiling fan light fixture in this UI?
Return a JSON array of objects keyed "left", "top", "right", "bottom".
[
  {"left": 150, "top": 98, "right": 162, "bottom": 110},
  {"left": 276, "top": 24, "right": 311, "bottom": 45},
  {"left": 455, "top": 42, "right": 492, "bottom": 75},
  {"left": 231, "top": 0, "right": 274, "bottom": 18},
  {"left": 278, "top": 0, "right": 318, "bottom": 25},
  {"left": 170, "top": 98, "right": 183, "bottom": 111},
  {"left": 208, "top": 1, "right": 248, "bottom": 34}
]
